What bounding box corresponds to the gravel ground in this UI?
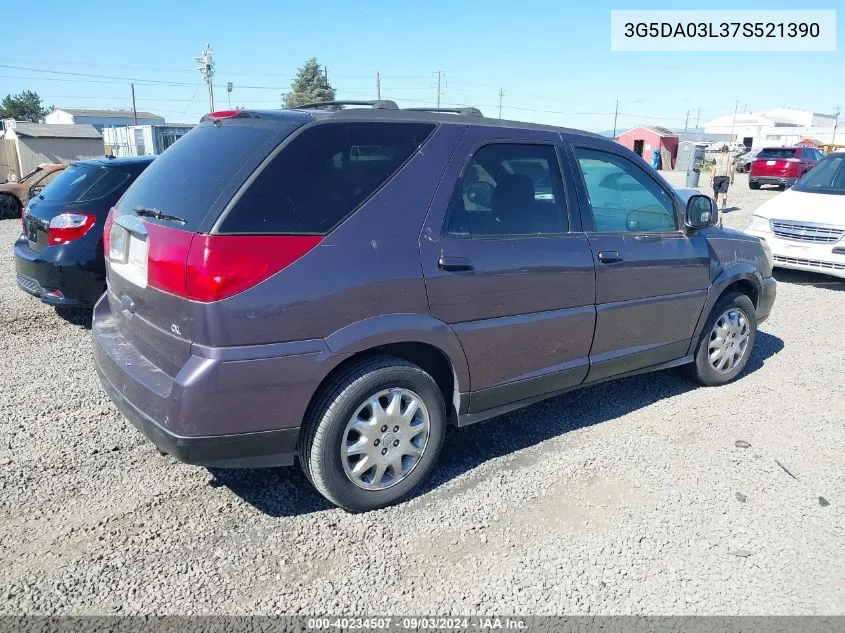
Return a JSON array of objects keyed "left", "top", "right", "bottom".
[{"left": 1, "top": 171, "right": 844, "bottom": 615}]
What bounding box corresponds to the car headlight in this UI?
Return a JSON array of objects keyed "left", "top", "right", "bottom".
[{"left": 747, "top": 215, "right": 771, "bottom": 233}]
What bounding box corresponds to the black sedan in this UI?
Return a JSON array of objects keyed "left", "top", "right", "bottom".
[{"left": 14, "top": 156, "right": 154, "bottom": 307}]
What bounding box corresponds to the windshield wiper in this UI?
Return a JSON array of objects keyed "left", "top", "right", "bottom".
[{"left": 133, "top": 207, "right": 187, "bottom": 224}]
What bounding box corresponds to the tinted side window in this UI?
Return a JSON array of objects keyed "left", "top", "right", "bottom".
[
  {"left": 219, "top": 122, "right": 435, "bottom": 234},
  {"left": 444, "top": 143, "right": 568, "bottom": 237},
  {"left": 574, "top": 148, "right": 678, "bottom": 233}
]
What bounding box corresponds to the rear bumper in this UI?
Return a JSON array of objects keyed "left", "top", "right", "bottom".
[
  {"left": 92, "top": 294, "right": 336, "bottom": 468},
  {"left": 746, "top": 230, "right": 845, "bottom": 279},
  {"left": 95, "top": 356, "right": 299, "bottom": 467},
  {"left": 749, "top": 175, "right": 797, "bottom": 188},
  {"left": 14, "top": 234, "right": 105, "bottom": 305}
]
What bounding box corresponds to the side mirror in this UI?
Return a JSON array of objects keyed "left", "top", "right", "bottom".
[
  {"left": 467, "top": 181, "right": 493, "bottom": 208},
  {"left": 685, "top": 194, "right": 718, "bottom": 229}
]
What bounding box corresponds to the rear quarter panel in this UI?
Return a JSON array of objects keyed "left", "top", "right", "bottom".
[{"left": 190, "top": 123, "right": 466, "bottom": 347}]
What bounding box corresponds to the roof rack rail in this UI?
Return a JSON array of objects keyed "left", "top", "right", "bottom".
[
  {"left": 294, "top": 100, "right": 399, "bottom": 110},
  {"left": 404, "top": 107, "right": 484, "bottom": 117}
]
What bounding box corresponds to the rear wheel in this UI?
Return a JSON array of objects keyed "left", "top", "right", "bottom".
[
  {"left": 0, "top": 194, "right": 21, "bottom": 220},
  {"left": 300, "top": 356, "right": 446, "bottom": 512},
  {"left": 749, "top": 182, "right": 760, "bottom": 190},
  {"left": 689, "top": 292, "right": 757, "bottom": 386}
]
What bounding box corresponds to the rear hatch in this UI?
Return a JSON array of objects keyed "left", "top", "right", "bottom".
[
  {"left": 24, "top": 163, "right": 130, "bottom": 254},
  {"left": 751, "top": 148, "right": 800, "bottom": 176},
  {"left": 104, "top": 113, "right": 309, "bottom": 375}
]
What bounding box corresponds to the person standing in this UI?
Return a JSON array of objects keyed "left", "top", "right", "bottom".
[{"left": 711, "top": 145, "right": 735, "bottom": 211}]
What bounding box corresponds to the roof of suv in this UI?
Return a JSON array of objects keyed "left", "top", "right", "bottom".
[{"left": 220, "top": 105, "right": 606, "bottom": 140}]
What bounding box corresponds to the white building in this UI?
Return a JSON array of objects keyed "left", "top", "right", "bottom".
[
  {"left": 102, "top": 124, "right": 194, "bottom": 157},
  {"left": 703, "top": 108, "right": 839, "bottom": 149},
  {"left": 46, "top": 108, "right": 165, "bottom": 133}
]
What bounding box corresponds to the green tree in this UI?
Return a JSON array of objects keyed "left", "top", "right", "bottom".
[
  {"left": 282, "top": 58, "right": 337, "bottom": 109},
  {"left": 0, "top": 90, "right": 52, "bottom": 122}
]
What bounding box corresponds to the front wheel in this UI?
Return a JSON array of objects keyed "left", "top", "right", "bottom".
[
  {"left": 300, "top": 356, "right": 446, "bottom": 512},
  {"left": 689, "top": 292, "right": 757, "bottom": 386}
]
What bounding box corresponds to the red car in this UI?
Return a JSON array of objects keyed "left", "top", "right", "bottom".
[{"left": 749, "top": 146, "right": 823, "bottom": 190}]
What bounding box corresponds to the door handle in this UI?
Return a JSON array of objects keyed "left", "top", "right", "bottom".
[
  {"left": 597, "top": 251, "right": 623, "bottom": 264},
  {"left": 438, "top": 256, "right": 474, "bottom": 272}
]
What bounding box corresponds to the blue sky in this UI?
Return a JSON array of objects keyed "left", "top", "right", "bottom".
[{"left": 1, "top": 0, "right": 841, "bottom": 132}]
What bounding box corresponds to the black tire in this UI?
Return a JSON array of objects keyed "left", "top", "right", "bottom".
[
  {"left": 749, "top": 182, "right": 760, "bottom": 190},
  {"left": 0, "top": 194, "right": 21, "bottom": 220},
  {"left": 777, "top": 184, "right": 786, "bottom": 191},
  {"left": 688, "top": 292, "right": 757, "bottom": 386},
  {"left": 299, "top": 356, "right": 446, "bottom": 512}
]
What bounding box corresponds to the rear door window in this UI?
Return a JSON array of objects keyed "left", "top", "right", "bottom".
[
  {"left": 115, "top": 122, "right": 299, "bottom": 231},
  {"left": 443, "top": 143, "right": 569, "bottom": 237},
  {"left": 217, "top": 122, "right": 435, "bottom": 234}
]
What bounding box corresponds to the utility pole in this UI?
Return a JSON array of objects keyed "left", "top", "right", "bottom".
[
  {"left": 695, "top": 107, "right": 701, "bottom": 128},
  {"left": 498, "top": 88, "right": 504, "bottom": 119},
  {"left": 130, "top": 83, "right": 137, "bottom": 125},
  {"left": 376, "top": 72, "right": 381, "bottom": 100},
  {"left": 227, "top": 82, "right": 233, "bottom": 108},
  {"left": 684, "top": 110, "right": 689, "bottom": 132},
  {"left": 433, "top": 71, "right": 445, "bottom": 108},
  {"left": 194, "top": 44, "right": 215, "bottom": 113},
  {"left": 612, "top": 99, "right": 619, "bottom": 138},
  {"left": 833, "top": 106, "right": 840, "bottom": 144},
  {"left": 729, "top": 98, "right": 739, "bottom": 143}
]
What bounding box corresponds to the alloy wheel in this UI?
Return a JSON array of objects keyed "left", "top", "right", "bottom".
[
  {"left": 708, "top": 307, "right": 750, "bottom": 373},
  {"left": 341, "top": 388, "right": 430, "bottom": 491}
]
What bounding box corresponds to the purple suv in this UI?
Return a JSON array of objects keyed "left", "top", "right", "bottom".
[{"left": 92, "top": 101, "right": 776, "bottom": 511}]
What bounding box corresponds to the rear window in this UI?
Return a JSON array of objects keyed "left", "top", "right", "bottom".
[
  {"left": 757, "top": 148, "right": 798, "bottom": 159},
  {"left": 38, "top": 165, "right": 127, "bottom": 202},
  {"left": 217, "top": 121, "right": 436, "bottom": 234},
  {"left": 115, "top": 121, "right": 300, "bottom": 231}
]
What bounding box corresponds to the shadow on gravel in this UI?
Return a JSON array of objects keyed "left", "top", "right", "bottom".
[
  {"left": 54, "top": 306, "right": 93, "bottom": 329},
  {"left": 774, "top": 268, "right": 845, "bottom": 292},
  {"left": 208, "top": 465, "right": 333, "bottom": 516},
  {"left": 214, "top": 331, "right": 784, "bottom": 517}
]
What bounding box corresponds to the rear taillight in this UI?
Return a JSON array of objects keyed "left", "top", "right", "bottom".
[
  {"left": 48, "top": 213, "right": 96, "bottom": 244},
  {"left": 185, "top": 234, "right": 321, "bottom": 302},
  {"left": 139, "top": 222, "right": 321, "bottom": 302}
]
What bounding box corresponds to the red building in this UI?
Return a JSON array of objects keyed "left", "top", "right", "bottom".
[{"left": 615, "top": 125, "right": 679, "bottom": 169}]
